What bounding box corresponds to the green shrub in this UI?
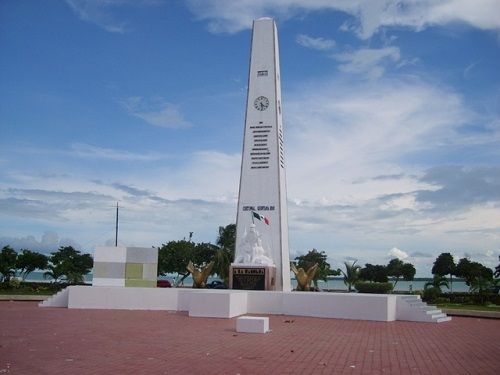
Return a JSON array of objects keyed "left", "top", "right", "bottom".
[
  {"left": 445, "top": 292, "right": 500, "bottom": 305},
  {"left": 422, "top": 287, "right": 441, "bottom": 303},
  {"left": 8, "top": 278, "right": 21, "bottom": 289},
  {"left": 354, "top": 281, "right": 393, "bottom": 294},
  {"left": 435, "top": 297, "right": 450, "bottom": 304}
]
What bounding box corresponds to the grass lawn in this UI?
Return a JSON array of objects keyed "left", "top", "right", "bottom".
[
  {"left": 0, "top": 288, "right": 57, "bottom": 295},
  {"left": 437, "top": 303, "right": 500, "bottom": 312}
]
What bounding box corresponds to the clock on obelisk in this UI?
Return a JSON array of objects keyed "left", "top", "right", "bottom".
[{"left": 230, "top": 18, "right": 291, "bottom": 292}]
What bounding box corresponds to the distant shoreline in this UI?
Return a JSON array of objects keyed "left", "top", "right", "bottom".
[
  {"left": 326, "top": 276, "right": 466, "bottom": 282},
  {"left": 18, "top": 272, "right": 472, "bottom": 292}
]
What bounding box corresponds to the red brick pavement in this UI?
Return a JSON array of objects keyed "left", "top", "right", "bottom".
[{"left": 1, "top": 301, "right": 499, "bottom": 375}]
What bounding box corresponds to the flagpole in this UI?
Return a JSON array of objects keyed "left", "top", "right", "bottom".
[{"left": 115, "top": 202, "right": 119, "bottom": 247}]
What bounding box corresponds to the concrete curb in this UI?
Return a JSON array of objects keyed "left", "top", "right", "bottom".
[
  {"left": 0, "top": 295, "right": 49, "bottom": 301},
  {"left": 441, "top": 308, "right": 500, "bottom": 319}
]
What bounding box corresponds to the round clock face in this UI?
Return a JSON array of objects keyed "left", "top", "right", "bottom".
[{"left": 254, "top": 96, "right": 269, "bottom": 111}]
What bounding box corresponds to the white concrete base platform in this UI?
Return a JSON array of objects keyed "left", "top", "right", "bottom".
[
  {"left": 188, "top": 290, "right": 247, "bottom": 318},
  {"left": 237, "top": 316, "right": 269, "bottom": 333},
  {"left": 40, "top": 286, "right": 450, "bottom": 323}
]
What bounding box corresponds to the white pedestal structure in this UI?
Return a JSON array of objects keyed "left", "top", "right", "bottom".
[
  {"left": 41, "top": 287, "right": 450, "bottom": 323},
  {"left": 92, "top": 246, "right": 158, "bottom": 288},
  {"left": 234, "top": 17, "right": 291, "bottom": 292}
]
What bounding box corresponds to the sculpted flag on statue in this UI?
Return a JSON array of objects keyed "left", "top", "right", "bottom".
[{"left": 252, "top": 211, "right": 270, "bottom": 225}]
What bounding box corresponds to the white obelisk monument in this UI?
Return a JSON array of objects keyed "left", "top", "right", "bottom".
[{"left": 231, "top": 18, "right": 291, "bottom": 292}]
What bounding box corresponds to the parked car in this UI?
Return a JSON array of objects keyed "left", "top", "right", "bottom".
[
  {"left": 206, "top": 280, "right": 227, "bottom": 289},
  {"left": 157, "top": 280, "right": 172, "bottom": 288}
]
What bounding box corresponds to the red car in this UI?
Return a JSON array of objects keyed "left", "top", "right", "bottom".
[{"left": 157, "top": 280, "right": 172, "bottom": 288}]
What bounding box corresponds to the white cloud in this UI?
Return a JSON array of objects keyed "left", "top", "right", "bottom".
[
  {"left": 408, "top": 0, "right": 500, "bottom": 32},
  {"left": 155, "top": 150, "right": 241, "bottom": 201},
  {"left": 0, "top": 169, "right": 238, "bottom": 250},
  {"left": 0, "top": 232, "right": 82, "bottom": 254},
  {"left": 333, "top": 46, "right": 400, "bottom": 79},
  {"left": 65, "top": 0, "right": 164, "bottom": 33},
  {"left": 276, "top": 72, "right": 500, "bottom": 272},
  {"left": 121, "top": 97, "right": 192, "bottom": 129},
  {"left": 70, "top": 143, "right": 164, "bottom": 161},
  {"left": 388, "top": 247, "right": 409, "bottom": 260},
  {"left": 463, "top": 60, "right": 480, "bottom": 78},
  {"left": 187, "top": 0, "right": 500, "bottom": 38},
  {"left": 285, "top": 75, "right": 470, "bottom": 204},
  {"left": 65, "top": 0, "right": 128, "bottom": 33},
  {"left": 296, "top": 34, "right": 335, "bottom": 51}
]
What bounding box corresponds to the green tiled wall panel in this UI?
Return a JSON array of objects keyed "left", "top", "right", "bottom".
[
  {"left": 93, "top": 262, "right": 126, "bottom": 278},
  {"left": 125, "top": 279, "right": 156, "bottom": 288},
  {"left": 125, "top": 263, "right": 143, "bottom": 279},
  {"left": 142, "top": 263, "right": 157, "bottom": 280}
]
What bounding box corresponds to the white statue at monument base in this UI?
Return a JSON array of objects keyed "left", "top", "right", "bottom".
[{"left": 234, "top": 224, "right": 274, "bottom": 266}]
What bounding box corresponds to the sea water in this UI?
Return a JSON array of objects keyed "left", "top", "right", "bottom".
[
  {"left": 23, "top": 271, "right": 470, "bottom": 292},
  {"left": 314, "top": 277, "right": 470, "bottom": 293}
]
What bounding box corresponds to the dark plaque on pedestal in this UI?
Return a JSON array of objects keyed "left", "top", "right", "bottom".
[
  {"left": 229, "top": 265, "right": 276, "bottom": 291},
  {"left": 232, "top": 267, "right": 266, "bottom": 290}
]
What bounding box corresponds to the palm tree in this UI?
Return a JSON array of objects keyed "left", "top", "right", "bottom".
[
  {"left": 212, "top": 224, "right": 236, "bottom": 285},
  {"left": 212, "top": 248, "right": 232, "bottom": 285},
  {"left": 424, "top": 275, "right": 449, "bottom": 292},
  {"left": 340, "top": 261, "right": 360, "bottom": 292}
]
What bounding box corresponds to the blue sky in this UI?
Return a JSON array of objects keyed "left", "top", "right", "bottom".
[{"left": 1, "top": 0, "right": 499, "bottom": 276}]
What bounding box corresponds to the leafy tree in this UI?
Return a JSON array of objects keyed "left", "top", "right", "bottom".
[
  {"left": 44, "top": 246, "right": 93, "bottom": 284},
  {"left": 192, "top": 242, "right": 218, "bottom": 266},
  {"left": 386, "top": 258, "right": 416, "bottom": 287},
  {"left": 339, "top": 260, "right": 360, "bottom": 292},
  {"left": 294, "top": 249, "right": 339, "bottom": 288},
  {"left": 0, "top": 246, "right": 18, "bottom": 283},
  {"left": 213, "top": 224, "right": 236, "bottom": 284},
  {"left": 158, "top": 240, "right": 217, "bottom": 286},
  {"left": 401, "top": 263, "right": 416, "bottom": 282},
  {"left": 16, "top": 250, "right": 48, "bottom": 281},
  {"left": 469, "top": 277, "right": 496, "bottom": 297},
  {"left": 158, "top": 240, "right": 196, "bottom": 286},
  {"left": 359, "top": 264, "right": 388, "bottom": 283},
  {"left": 494, "top": 255, "right": 499, "bottom": 278},
  {"left": 455, "top": 257, "right": 493, "bottom": 288},
  {"left": 43, "top": 264, "right": 65, "bottom": 283},
  {"left": 431, "top": 252, "right": 456, "bottom": 292}
]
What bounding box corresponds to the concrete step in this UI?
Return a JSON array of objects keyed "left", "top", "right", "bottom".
[
  {"left": 415, "top": 304, "right": 436, "bottom": 311},
  {"left": 39, "top": 287, "right": 69, "bottom": 308},
  {"left": 39, "top": 293, "right": 58, "bottom": 306},
  {"left": 408, "top": 301, "right": 426, "bottom": 307},
  {"left": 435, "top": 316, "right": 452, "bottom": 323},
  {"left": 425, "top": 310, "right": 442, "bottom": 316},
  {"left": 430, "top": 312, "right": 447, "bottom": 319},
  {"left": 398, "top": 296, "right": 451, "bottom": 323},
  {"left": 401, "top": 296, "right": 420, "bottom": 301},
  {"left": 425, "top": 309, "right": 443, "bottom": 315}
]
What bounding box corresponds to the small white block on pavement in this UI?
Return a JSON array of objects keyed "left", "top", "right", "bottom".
[{"left": 236, "top": 316, "right": 269, "bottom": 333}]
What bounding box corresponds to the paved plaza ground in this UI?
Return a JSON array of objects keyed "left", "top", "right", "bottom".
[{"left": 1, "top": 301, "right": 499, "bottom": 374}]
